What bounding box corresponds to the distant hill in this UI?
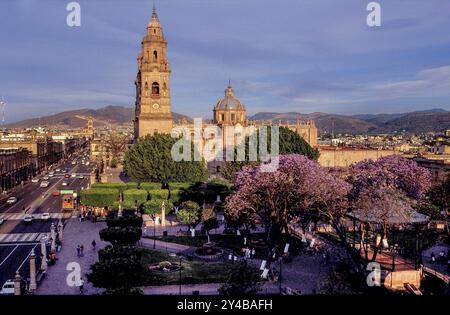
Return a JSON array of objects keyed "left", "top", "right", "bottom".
[
  {"left": 249, "top": 108, "right": 450, "bottom": 134},
  {"left": 6, "top": 106, "right": 449, "bottom": 134},
  {"left": 6, "top": 105, "right": 192, "bottom": 129}
]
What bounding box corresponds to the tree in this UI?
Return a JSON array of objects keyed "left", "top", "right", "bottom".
[
  {"left": 428, "top": 174, "right": 450, "bottom": 213},
  {"left": 124, "top": 133, "right": 208, "bottom": 184},
  {"left": 87, "top": 257, "right": 143, "bottom": 289},
  {"left": 220, "top": 126, "right": 319, "bottom": 180},
  {"left": 218, "top": 261, "right": 261, "bottom": 295},
  {"left": 225, "top": 154, "right": 349, "bottom": 266},
  {"left": 176, "top": 201, "right": 201, "bottom": 231},
  {"left": 346, "top": 156, "right": 432, "bottom": 264},
  {"left": 202, "top": 207, "right": 219, "bottom": 243}
]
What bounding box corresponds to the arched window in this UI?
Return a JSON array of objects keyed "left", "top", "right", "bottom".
[
  {"left": 153, "top": 50, "right": 158, "bottom": 60},
  {"left": 163, "top": 82, "right": 167, "bottom": 90},
  {"left": 145, "top": 82, "right": 148, "bottom": 90},
  {"left": 152, "top": 82, "right": 159, "bottom": 95}
]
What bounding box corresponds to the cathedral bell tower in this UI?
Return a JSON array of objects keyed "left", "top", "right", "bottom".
[{"left": 134, "top": 6, "right": 173, "bottom": 140}]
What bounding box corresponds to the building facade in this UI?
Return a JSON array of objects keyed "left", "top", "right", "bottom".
[
  {"left": 0, "top": 148, "right": 33, "bottom": 192},
  {"left": 133, "top": 7, "right": 318, "bottom": 154},
  {"left": 134, "top": 7, "right": 173, "bottom": 139}
]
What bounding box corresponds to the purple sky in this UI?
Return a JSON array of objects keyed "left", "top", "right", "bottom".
[{"left": 1, "top": 0, "right": 450, "bottom": 123}]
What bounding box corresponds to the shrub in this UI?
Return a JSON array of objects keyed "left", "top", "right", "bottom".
[
  {"left": 169, "top": 189, "right": 182, "bottom": 204},
  {"left": 126, "top": 182, "right": 139, "bottom": 189},
  {"left": 80, "top": 188, "right": 119, "bottom": 207},
  {"left": 140, "top": 182, "right": 163, "bottom": 191},
  {"left": 149, "top": 189, "right": 169, "bottom": 200},
  {"left": 143, "top": 199, "right": 173, "bottom": 215},
  {"left": 123, "top": 189, "right": 148, "bottom": 208},
  {"left": 106, "top": 215, "right": 143, "bottom": 228},
  {"left": 87, "top": 257, "right": 143, "bottom": 288},
  {"left": 99, "top": 226, "right": 142, "bottom": 246},
  {"left": 169, "top": 182, "right": 193, "bottom": 190},
  {"left": 92, "top": 183, "right": 128, "bottom": 192},
  {"left": 98, "top": 245, "right": 143, "bottom": 261}
]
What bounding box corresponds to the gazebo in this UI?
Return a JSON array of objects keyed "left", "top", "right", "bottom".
[{"left": 347, "top": 205, "right": 429, "bottom": 271}]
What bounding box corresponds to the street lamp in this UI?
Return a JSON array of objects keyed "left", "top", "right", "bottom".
[
  {"left": 278, "top": 256, "right": 283, "bottom": 294},
  {"left": 151, "top": 214, "right": 156, "bottom": 249},
  {"left": 179, "top": 255, "right": 183, "bottom": 295}
]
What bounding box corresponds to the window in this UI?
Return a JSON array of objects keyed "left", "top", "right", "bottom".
[
  {"left": 221, "top": 113, "right": 225, "bottom": 121},
  {"left": 153, "top": 50, "right": 158, "bottom": 60},
  {"left": 152, "top": 82, "right": 159, "bottom": 95},
  {"left": 231, "top": 113, "right": 235, "bottom": 122}
]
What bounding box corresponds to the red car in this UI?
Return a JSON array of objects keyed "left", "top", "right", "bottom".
[{"left": 52, "top": 191, "right": 60, "bottom": 197}]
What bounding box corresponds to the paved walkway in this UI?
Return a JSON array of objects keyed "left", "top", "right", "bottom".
[
  {"left": 139, "top": 237, "right": 191, "bottom": 254},
  {"left": 35, "top": 219, "right": 108, "bottom": 295},
  {"left": 421, "top": 242, "right": 449, "bottom": 277}
]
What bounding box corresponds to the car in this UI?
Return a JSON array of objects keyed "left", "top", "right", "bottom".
[
  {"left": 23, "top": 215, "right": 34, "bottom": 223},
  {"left": 0, "top": 218, "right": 4, "bottom": 225},
  {"left": 55, "top": 168, "right": 61, "bottom": 172},
  {"left": 6, "top": 197, "right": 17, "bottom": 204},
  {"left": 77, "top": 175, "right": 84, "bottom": 179},
  {"left": 31, "top": 178, "right": 40, "bottom": 183},
  {"left": 40, "top": 181, "right": 50, "bottom": 188},
  {"left": 0, "top": 280, "right": 15, "bottom": 295},
  {"left": 43, "top": 176, "right": 49, "bottom": 180},
  {"left": 52, "top": 191, "right": 60, "bottom": 197},
  {"left": 64, "top": 174, "right": 70, "bottom": 178},
  {"left": 71, "top": 161, "right": 76, "bottom": 165},
  {"left": 71, "top": 173, "right": 77, "bottom": 178},
  {"left": 61, "top": 169, "right": 67, "bottom": 173},
  {"left": 62, "top": 181, "right": 68, "bottom": 186},
  {"left": 41, "top": 213, "right": 50, "bottom": 221},
  {"left": 48, "top": 173, "right": 54, "bottom": 177}
]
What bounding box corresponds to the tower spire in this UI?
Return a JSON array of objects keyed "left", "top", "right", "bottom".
[{"left": 152, "top": 4, "right": 157, "bottom": 18}]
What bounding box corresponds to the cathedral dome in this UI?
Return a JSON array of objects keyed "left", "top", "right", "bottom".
[{"left": 214, "top": 85, "right": 246, "bottom": 111}]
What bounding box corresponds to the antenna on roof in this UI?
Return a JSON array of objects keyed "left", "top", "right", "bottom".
[{"left": 0, "top": 98, "right": 6, "bottom": 131}]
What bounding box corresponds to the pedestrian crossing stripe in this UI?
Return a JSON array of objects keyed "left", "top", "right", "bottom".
[
  {"left": 0, "top": 212, "right": 72, "bottom": 220},
  {"left": 0, "top": 232, "right": 50, "bottom": 243}
]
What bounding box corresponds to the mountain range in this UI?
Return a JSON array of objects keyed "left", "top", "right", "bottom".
[{"left": 6, "top": 106, "right": 450, "bottom": 134}]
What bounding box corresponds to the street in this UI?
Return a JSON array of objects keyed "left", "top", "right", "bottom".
[{"left": 0, "top": 152, "right": 94, "bottom": 289}]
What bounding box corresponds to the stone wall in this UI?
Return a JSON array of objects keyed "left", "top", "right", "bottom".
[{"left": 318, "top": 147, "right": 398, "bottom": 167}]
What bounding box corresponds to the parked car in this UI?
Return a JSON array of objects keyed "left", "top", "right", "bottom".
[
  {"left": 62, "top": 181, "right": 68, "bottom": 186},
  {"left": 0, "top": 280, "right": 15, "bottom": 295},
  {"left": 6, "top": 197, "right": 17, "bottom": 204},
  {"left": 0, "top": 218, "right": 4, "bottom": 225},
  {"left": 40, "top": 181, "right": 50, "bottom": 188},
  {"left": 41, "top": 213, "right": 50, "bottom": 221},
  {"left": 77, "top": 175, "right": 84, "bottom": 179},
  {"left": 55, "top": 168, "right": 61, "bottom": 172},
  {"left": 64, "top": 174, "right": 70, "bottom": 178},
  {"left": 71, "top": 173, "right": 77, "bottom": 178},
  {"left": 43, "top": 176, "right": 49, "bottom": 180},
  {"left": 31, "top": 178, "right": 40, "bottom": 183},
  {"left": 23, "top": 215, "right": 34, "bottom": 223}
]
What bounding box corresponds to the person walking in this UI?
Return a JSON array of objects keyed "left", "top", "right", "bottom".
[
  {"left": 80, "top": 245, "right": 84, "bottom": 257},
  {"left": 91, "top": 240, "right": 96, "bottom": 250},
  {"left": 76, "top": 245, "right": 81, "bottom": 258},
  {"left": 79, "top": 278, "right": 84, "bottom": 294}
]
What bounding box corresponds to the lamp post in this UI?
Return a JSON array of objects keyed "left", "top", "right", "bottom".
[
  {"left": 151, "top": 214, "right": 156, "bottom": 249},
  {"left": 179, "top": 255, "right": 183, "bottom": 295},
  {"left": 278, "top": 256, "right": 283, "bottom": 294}
]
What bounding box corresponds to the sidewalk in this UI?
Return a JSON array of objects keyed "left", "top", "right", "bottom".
[
  {"left": 139, "top": 237, "right": 191, "bottom": 254},
  {"left": 143, "top": 283, "right": 221, "bottom": 295},
  {"left": 35, "top": 219, "right": 108, "bottom": 295}
]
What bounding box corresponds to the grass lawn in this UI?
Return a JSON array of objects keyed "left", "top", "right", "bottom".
[
  {"left": 145, "top": 233, "right": 268, "bottom": 258},
  {"left": 138, "top": 247, "right": 237, "bottom": 286}
]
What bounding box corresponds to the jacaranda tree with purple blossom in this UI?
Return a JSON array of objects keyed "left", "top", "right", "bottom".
[
  {"left": 347, "top": 155, "right": 431, "bottom": 262},
  {"left": 225, "top": 154, "right": 350, "bottom": 266}
]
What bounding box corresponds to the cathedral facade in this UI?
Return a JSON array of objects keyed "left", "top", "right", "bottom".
[{"left": 134, "top": 8, "right": 318, "bottom": 166}]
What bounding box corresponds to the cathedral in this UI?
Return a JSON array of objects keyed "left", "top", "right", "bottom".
[{"left": 134, "top": 7, "right": 318, "bottom": 168}]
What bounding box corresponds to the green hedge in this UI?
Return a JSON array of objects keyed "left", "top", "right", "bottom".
[
  {"left": 80, "top": 188, "right": 119, "bottom": 207},
  {"left": 91, "top": 182, "right": 139, "bottom": 190},
  {"left": 169, "top": 182, "right": 193, "bottom": 190},
  {"left": 140, "top": 182, "right": 163, "bottom": 191},
  {"left": 143, "top": 199, "right": 173, "bottom": 215},
  {"left": 149, "top": 189, "right": 169, "bottom": 200},
  {"left": 169, "top": 189, "right": 182, "bottom": 204},
  {"left": 123, "top": 189, "right": 148, "bottom": 208}
]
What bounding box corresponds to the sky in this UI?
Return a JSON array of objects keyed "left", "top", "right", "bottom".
[{"left": 1, "top": 0, "right": 450, "bottom": 123}]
